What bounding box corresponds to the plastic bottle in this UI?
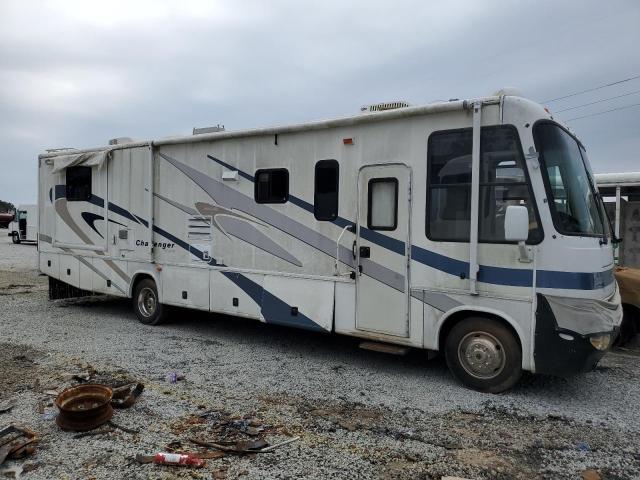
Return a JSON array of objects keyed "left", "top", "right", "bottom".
[{"left": 153, "top": 452, "right": 205, "bottom": 468}]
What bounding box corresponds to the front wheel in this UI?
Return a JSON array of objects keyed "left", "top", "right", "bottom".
[
  {"left": 445, "top": 317, "right": 522, "bottom": 393},
  {"left": 11, "top": 233, "right": 20, "bottom": 244},
  {"left": 133, "top": 279, "right": 166, "bottom": 325}
]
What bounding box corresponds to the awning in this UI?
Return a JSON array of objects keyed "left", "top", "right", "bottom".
[{"left": 51, "top": 150, "right": 109, "bottom": 173}]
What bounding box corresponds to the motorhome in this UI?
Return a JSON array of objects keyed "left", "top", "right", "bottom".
[
  {"left": 9, "top": 204, "right": 37, "bottom": 244},
  {"left": 37, "top": 92, "right": 622, "bottom": 392}
]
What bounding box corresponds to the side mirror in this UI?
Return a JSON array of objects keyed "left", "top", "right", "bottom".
[{"left": 505, "top": 205, "right": 529, "bottom": 242}]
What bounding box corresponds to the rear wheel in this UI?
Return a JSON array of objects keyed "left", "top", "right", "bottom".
[
  {"left": 445, "top": 317, "right": 522, "bottom": 393},
  {"left": 133, "top": 278, "right": 166, "bottom": 325}
]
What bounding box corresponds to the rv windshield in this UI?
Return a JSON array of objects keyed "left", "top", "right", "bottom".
[{"left": 534, "top": 122, "right": 605, "bottom": 236}]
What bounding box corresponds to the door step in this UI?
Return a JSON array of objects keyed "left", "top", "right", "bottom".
[{"left": 359, "top": 341, "right": 409, "bottom": 356}]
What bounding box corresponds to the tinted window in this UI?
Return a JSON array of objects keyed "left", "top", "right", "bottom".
[
  {"left": 66, "top": 166, "right": 92, "bottom": 201},
  {"left": 255, "top": 169, "right": 289, "bottom": 203},
  {"left": 314, "top": 160, "right": 339, "bottom": 221},
  {"left": 427, "top": 126, "right": 541, "bottom": 243},
  {"left": 368, "top": 178, "right": 398, "bottom": 230}
]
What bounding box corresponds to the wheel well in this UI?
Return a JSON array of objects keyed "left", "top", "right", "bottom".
[
  {"left": 438, "top": 310, "right": 522, "bottom": 352},
  {"left": 130, "top": 273, "right": 156, "bottom": 298}
]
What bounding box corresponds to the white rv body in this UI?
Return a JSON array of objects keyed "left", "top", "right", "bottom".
[
  {"left": 9, "top": 204, "right": 38, "bottom": 243},
  {"left": 37, "top": 94, "right": 622, "bottom": 390}
]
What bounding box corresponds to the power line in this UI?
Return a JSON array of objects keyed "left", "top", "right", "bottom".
[
  {"left": 565, "top": 102, "right": 640, "bottom": 121},
  {"left": 554, "top": 89, "right": 640, "bottom": 113},
  {"left": 542, "top": 74, "right": 640, "bottom": 103}
]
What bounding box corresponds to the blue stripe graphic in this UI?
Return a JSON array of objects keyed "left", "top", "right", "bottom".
[
  {"left": 52, "top": 182, "right": 614, "bottom": 291},
  {"left": 198, "top": 160, "right": 616, "bottom": 291}
]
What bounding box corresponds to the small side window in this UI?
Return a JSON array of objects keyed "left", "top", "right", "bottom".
[
  {"left": 314, "top": 160, "right": 339, "bottom": 221},
  {"left": 368, "top": 178, "right": 398, "bottom": 231},
  {"left": 255, "top": 168, "right": 289, "bottom": 204},
  {"left": 66, "top": 166, "right": 92, "bottom": 201}
]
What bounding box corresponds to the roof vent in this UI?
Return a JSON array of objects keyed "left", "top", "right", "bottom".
[
  {"left": 360, "top": 101, "right": 411, "bottom": 113},
  {"left": 193, "top": 125, "right": 225, "bottom": 135},
  {"left": 108, "top": 137, "right": 135, "bottom": 145},
  {"left": 493, "top": 87, "right": 524, "bottom": 98},
  {"left": 45, "top": 147, "right": 78, "bottom": 153}
]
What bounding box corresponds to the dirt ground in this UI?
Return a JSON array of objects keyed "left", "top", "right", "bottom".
[{"left": 0, "top": 235, "right": 639, "bottom": 479}]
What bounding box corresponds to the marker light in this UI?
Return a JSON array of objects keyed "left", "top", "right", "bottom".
[
  {"left": 589, "top": 334, "right": 611, "bottom": 351},
  {"left": 343, "top": 138, "right": 354, "bottom": 145}
]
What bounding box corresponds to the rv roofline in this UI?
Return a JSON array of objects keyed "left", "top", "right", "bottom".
[
  {"left": 594, "top": 172, "right": 640, "bottom": 188},
  {"left": 39, "top": 96, "right": 503, "bottom": 159}
]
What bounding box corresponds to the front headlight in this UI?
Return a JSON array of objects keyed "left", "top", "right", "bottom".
[{"left": 589, "top": 334, "right": 612, "bottom": 351}]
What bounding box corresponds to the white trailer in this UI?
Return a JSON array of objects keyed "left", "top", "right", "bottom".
[
  {"left": 37, "top": 92, "right": 622, "bottom": 392},
  {"left": 9, "top": 204, "right": 38, "bottom": 244}
]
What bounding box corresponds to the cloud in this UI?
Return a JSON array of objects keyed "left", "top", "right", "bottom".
[{"left": 0, "top": 0, "right": 639, "bottom": 204}]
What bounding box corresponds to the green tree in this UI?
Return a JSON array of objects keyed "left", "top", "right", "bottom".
[{"left": 0, "top": 200, "right": 15, "bottom": 213}]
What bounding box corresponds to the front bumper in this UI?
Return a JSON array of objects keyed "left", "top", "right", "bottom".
[{"left": 534, "top": 288, "right": 622, "bottom": 376}]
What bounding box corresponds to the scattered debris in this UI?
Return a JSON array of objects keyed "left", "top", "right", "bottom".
[
  {"left": 134, "top": 454, "right": 154, "bottom": 465},
  {"left": 190, "top": 436, "right": 299, "bottom": 454},
  {"left": 73, "top": 428, "right": 115, "bottom": 439},
  {"left": 0, "top": 464, "right": 23, "bottom": 479},
  {"left": 190, "top": 438, "right": 268, "bottom": 453},
  {"left": 259, "top": 437, "right": 301, "bottom": 453},
  {"left": 111, "top": 383, "right": 144, "bottom": 409},
  {"left": 55, "top": 384, "right": 113, "bottom": 431},
  {"left": 581, "top": 469, "right": 602, "bottom": 480},
  {"left": 576, "top": 441, "right": 591, "bottom": 453},
  {"left": 151, "top": 452, "right": 205, "bottom": 468},
  {"left": 165, "top": 372, "right": 185, "bottom": 384},
  {"left": 107, "top": 420, "right": 139, "bottom": 434},
  {"left": 0, "top": 401, "right": 16, "bottom": 415},
  {"left": 0, "top": 425, "right": 38, "bottom": 465}
]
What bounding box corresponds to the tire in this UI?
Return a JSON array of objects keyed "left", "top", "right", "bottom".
[
  {"left": 132, "top": 278, "right": 166, "bottom": 325},
  {"left": 444, "top": 317, "right": 522, "bottom": 393},
  {"left": 11, "top": 234, "right": 20, "bottom": 244},
  {"left": 615, "top": 305, "right": 640, "bottom": 347}
]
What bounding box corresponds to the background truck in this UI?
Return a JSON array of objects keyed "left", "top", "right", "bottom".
[{"left": 9, "top": 204, "right": 38, "bottom": 244}]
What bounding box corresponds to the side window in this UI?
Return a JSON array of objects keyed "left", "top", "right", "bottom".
[
  {"left": 426, "top": 129, "right": 472, "bottom": 241},
  {"left": 478, "top": 127, "right": 542, "bottom": 243},
  {"left": 368, "top": 178, "right": 398, "bottom": 231},
  {"left": 255, "top": 168, "right": 289, "bottom": 204},
  {"left": 426, "top": 126, "right": 541, "bottom": 243},
  {"left": 314, "top": 160, "right": 339, "bottom": 221},
  {"left": 66, "top": 166, "right": 92, "bottom": 201}
]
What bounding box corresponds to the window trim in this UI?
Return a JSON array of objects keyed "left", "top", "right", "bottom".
[
  {"left": 367, "top": 177, "right": 399, "bottom": 231},
  {"left": 65, "top": 166, "right": 92, "bottom": 202},
  {"left": 425, "top": 124, "right": 543, "bottom": 245},
  {"left": 313, "top": 159, "right": 339, "bottom": 221},
  {"left": 254, "top": 168, "right": 289, "bottom": 204},
  {"left": 532, "top": 119, "right": 604, "bottom": 239}
]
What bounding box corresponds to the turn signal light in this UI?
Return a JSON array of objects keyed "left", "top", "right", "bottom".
[{"left": 589, "top": 334, "right": 611, "bottom": 351}]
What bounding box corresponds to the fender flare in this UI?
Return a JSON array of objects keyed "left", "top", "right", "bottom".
[
  {"left": 434, "top": 305, "right": 532, "bottom": 371},
  {"left": 129, "top": 269, "right": 162, "bottom": 302}
]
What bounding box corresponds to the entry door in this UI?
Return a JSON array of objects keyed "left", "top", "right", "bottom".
[{"left": 356, "top": 164, "right": 411, "bottom": 337}]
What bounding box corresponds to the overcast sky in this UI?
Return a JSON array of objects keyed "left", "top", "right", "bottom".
[{"left": 1, "top": 0, "right": 639, "bottom": 204}]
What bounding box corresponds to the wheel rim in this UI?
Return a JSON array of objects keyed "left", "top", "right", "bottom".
[
  {"left": 458, "top": 331, "right": 506, "bottom": 379},
  {"left": 137, "top": 287, "right": 157, "bottom": 318}
]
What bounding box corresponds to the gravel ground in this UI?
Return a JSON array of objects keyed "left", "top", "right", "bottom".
[{"left": 0, "top": 234, "right": 639, "bottom": 479}]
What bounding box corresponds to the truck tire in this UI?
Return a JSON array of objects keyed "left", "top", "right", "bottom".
[
  {"left": 445, "top": 317, "right": 522, "bottom": 393},
  {"left": 11, "top": 233, "right": 20, "bottom": 244},
  {"left": 133, "top": 278, "right": 166, "bottom": 325}
]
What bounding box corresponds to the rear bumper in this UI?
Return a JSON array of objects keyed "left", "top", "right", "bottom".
[{"left": 533, "top": 292, "right": 621, "bottom": 376}]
